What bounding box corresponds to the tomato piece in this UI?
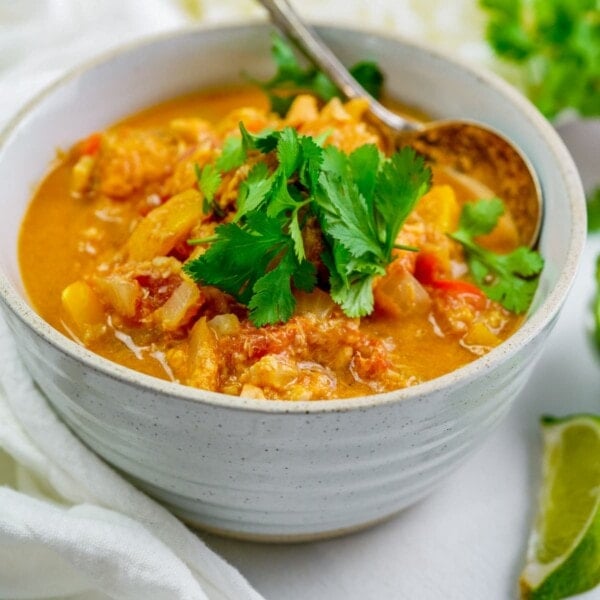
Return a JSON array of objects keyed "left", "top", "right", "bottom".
[
  {"left": 81, "top": 132, "right": 102, "bottom": 156},
  {"left": 432, "top": 279, "right": 486, "bottom": 307},
  {"left": 414, "top": 252, "right": 442, "bottom": 285}
]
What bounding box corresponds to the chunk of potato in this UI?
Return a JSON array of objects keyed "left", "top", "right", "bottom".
[
  {"left": 124, "top": 190, "right": 203, "bottom": 261},
  {"left": 187, "top": 317, "right": 218, "bottom": 390},
  {"left": 416, "top": 184, "right": 460, "bottom": 233},
  {"left": 463, "top": 322, "right": 501, "bottom": 348},
  {"left": 61, "top": 280, "right": 106, "bottom": 343},
  {"left": 70, "top": 155, "right": 96, "bottom": 195}
]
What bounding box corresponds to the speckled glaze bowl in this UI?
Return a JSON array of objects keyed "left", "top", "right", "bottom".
[{"left": 0, "top": 24, "right": 586, "bottom": 540}]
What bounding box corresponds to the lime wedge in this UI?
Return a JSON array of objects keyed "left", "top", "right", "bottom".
[{"left": 521, "top": 415, "right": 600, "bottom": 599}]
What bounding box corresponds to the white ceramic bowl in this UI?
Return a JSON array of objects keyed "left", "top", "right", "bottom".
[{"left": 0, "top": 24, "right": 586, "bottom": 540}]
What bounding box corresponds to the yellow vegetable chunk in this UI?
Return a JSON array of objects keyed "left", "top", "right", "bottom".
[
  {"left": 463, "top": 322, "right": 501, "bottom": 348},
  {"left": 124, "top": 190, "right": 203, "bottom": 261},
  {"left": 152, "top": 279, "right": 201, "bottom": 331},
  {"left": 61, "top": 280, "right": 106, "bottom": 343},
  {"left": 187, "top": 317, "right": 218, "bottom": 390},
  {"left": 91, "top": 275, "right": 141, "bottom": 319},
  {"left": 416, "top": 184, "right": 460, "bottom": 233},
  {"left": 70, "top": 155, "right": 96, "bottom": 195}
]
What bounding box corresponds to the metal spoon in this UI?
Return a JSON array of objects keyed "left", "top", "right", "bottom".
[{"left": 258, "top": 0, "right": 542, "bottom": 248}]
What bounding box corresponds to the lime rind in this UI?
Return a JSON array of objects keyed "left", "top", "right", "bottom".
[
  {"left": 524, "top": 514, "right": 600, "bottom": 599},
  {"left": 520, "top": 415, "right": 600, "bottom": 599}
]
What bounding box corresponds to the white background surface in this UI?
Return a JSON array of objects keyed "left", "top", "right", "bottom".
[{"left": 1, "top": 2, "right": 599, "bottom": 598}]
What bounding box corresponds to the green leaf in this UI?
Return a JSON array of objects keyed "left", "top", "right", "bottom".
[
  {"left": 187, "top": 122, "right": 431, "bottom": 325},
  {"left": 240, "top": 122, "right": 279, "bottom": 154},
  {"left": 349, "top": 144, "right": 380, "bottom": 202},
  {"left": 349, "top": 61, "right": 384, "bottom": 99},
  {"left": 588, "top": 187, "right": 600, "bottom": 232},
  {"left": 184, "top": 212, "right": 287, "bottom": 305},
  {"left": 256, "top": 33, "right": 386, "bottom": 115},
  {"left": 373, "top": 147, "right": 432, "bottom": 255},
  {"left": 449, "top": 198, "right": 544, "bottom": 314},
  {"left": 236, "top": 162, "right": 274, "bottom": 220},
  {"left": 329, "top": 271, "right": 376, "bottom": 318},
  {"left": 317, "top": 171, "right": 383, "bottom": 260},
  {"left": 594, "top": 255, "right": 600, "bottom": 351},
  {"left": 270, "top": 32, "right": 304, "bottom": 79},
  {"left": 276, "top": 127, "right": 301, "bottom": 177},
  {"left": 298, "top": 135, "right": 324, "bottom": 190},
  {"left": 480, "top": 0, "right": 600, "bottom": 118},
  {"left": 456, "top": 197, "right": 505, "bottom": 237},
  {"left": 292, "top": 258, "right": 317, "bottom": 292},
  {"left": 216, "top": 135, "right": 246, "bottom": 172},
  {"left": 195, "top": 163, "right": 221, "bottom": 202},
  {"left": 248, "top": 253, "right": 297, "bottom": 327},
  {"left": 321, "top": 144, "right": 348, "bottom": 178}
]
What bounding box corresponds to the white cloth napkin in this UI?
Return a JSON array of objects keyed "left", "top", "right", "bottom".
[
  {"left": 0, "top": 316, "right": 266, "bottom": 600},
  {"left": 0, "top": 2, "right": 269, "bottom": 598}
]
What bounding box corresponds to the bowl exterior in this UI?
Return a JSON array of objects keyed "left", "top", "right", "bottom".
[
  {"left": 1, "top": 301, "right": 550, "bottom": 539},
  {"left": 0, "top": 24, "right": 585, "bottom": 539}
]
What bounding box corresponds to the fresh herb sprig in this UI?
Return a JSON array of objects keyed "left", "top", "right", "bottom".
[
  {"left": 184, "top": 125, "right": 431, "bottom": 326},
  {"left": 594, "top": 255, "right": 600, "bottom": 351},
  {"left": 480, "top": 0, "right": 600, "bottom": 119},
  {"left": 449, "top": 198, "right": 544, "bottom": 313},
  {"left": 255, "top": 34, "right": 384, "bottom": 115},
  {"left": 588, "top": 186, "right": 600, "bottom": 232}
]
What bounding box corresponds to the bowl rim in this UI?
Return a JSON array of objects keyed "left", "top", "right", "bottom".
[{"left": 0, "top": 22, "right": 588, "bottom": 415}]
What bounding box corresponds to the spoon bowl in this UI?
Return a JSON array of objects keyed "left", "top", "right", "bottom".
[{"left": 259, "top": 0, "right": 542, "bottom": 248}]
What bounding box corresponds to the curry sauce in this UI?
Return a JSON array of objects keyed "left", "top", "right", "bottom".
[{"left": 19, "top": 86, "right": 525, "bottom": 400}]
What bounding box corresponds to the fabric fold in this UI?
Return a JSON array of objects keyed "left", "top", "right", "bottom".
[{"left": 0, "top": 317, "right": 265, "bottom": 600}]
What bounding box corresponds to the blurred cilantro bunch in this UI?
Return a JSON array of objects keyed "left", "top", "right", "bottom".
[{"left": 480, "top": 0, "right": 600, "bottom": 119}]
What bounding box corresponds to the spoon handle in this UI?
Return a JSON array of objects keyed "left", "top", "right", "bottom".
[{"left": 257, "top": 0, "right": 417, "bottom": 132}]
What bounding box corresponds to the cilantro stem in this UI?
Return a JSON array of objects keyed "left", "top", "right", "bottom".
[
  {"left": 393, "top": 243, "right": 419, "bottom": 253},
  {"left": 188, "top": 235, "right": 218, "bottom": 246}
]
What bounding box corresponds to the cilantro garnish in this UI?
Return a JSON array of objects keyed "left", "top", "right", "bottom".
[
  {"left": 590, "top": 188, "right": 600, "bottom": 352},
  {"left": 449, "top": 198, "right": 544, "bottom": 313},
  {"left": 594, "top": 255, "right": 600, "bottom": 351},
  {"left": 183, "top": 124, "right": 431, "bottom": 325},
  {"left": 256, "top": 33, "right": 384, "bottom": 115},
  {"left": 480, "top": 0, "right": 600, "bottom": 119},
  {"left": 194, "top": 163, "right": 223, "bottom": 216},
  {"left": 588, "top": 186, "right": 600, "bottom": 232}
]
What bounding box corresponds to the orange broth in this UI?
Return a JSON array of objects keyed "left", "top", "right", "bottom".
[{"left": 19, "top": 86, "right": 524, "bottom": 400}]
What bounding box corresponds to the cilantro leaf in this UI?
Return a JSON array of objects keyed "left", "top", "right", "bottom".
[
  {"left": 236, "top": 162, "right": 274, "bottom": 220},
  {"left": 194, "top": 163, "right": 222, "bottom": 215},
  {"left": 456, "top": 197, "right": 505, "bottom": 237},
  {"left": 184, "top": 212, "right": 316, "bottom": 324},
  {"left": 276, "top": 127, "right": 302, "bottom": 177},
  {"left": 588, "top": 186, "right": 600, "bottom": 232},
  {"left": 594, "top": 255, "right": 600, "bottom": 351},
  {"left": 185, "top": 122, "right": 431, "bottom": 325},
  {"left": 373, "top": 147, "right": 432, "bottom": 255},
  {"left": 349, "top": 61, "right": 385, "bottom": 99},
  {"left": 449, "top": 198, "right": 544, "bottom": 313},
  {"left": 315, "top": 145, "right": 431, "bottom": 317},
  {"left": 317, "top": 170, "right": 384, "bottom": 260},
  {"left": 248, "top": 252, "right": 297, "bottom": 327},
  {"left": 349, "top": 144, "right": 380, "bottom": 202},
  {"left": 195, "top": 163, "right": 220, "bottom": 201},
  {"left": 240, "top": 122, "right": 279, "bottom": 154},
  {"left": 480, "top": 0, "right": 600, "bottom": 118},
  {"left": 216, "top": 136, "right": 246, "bottom": 171},
  {"left": 298, "top": 135, "right": 323, "bottom": 189},
  {"left": 257, "top": 33, "right": 385, "bottom": 115}
]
